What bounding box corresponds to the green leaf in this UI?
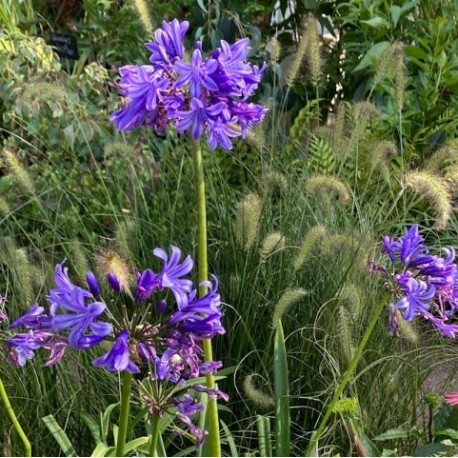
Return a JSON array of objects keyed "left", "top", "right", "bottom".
[
  {"left": 101, "top": 403, "right": 119, "bottom": 443},
  {"left": 413, "top": 443, "right": 451, "bottom": 456},
  {"left": 221, "top": 420, "right": 239, "bottom": 457},
  {"left": 373, "top": 428, "right": 410, "bottom": 441},
  {"left": 91, "top": 442, "right": 110, "bottom": 457},
  {"left": 42, "top": 414, "right": 77, "bottom": 457},
  {"left": 81, "top": 412, "right": 101, "bottom": 444},
  {"left": 196, "top": 0, "right": 207, "bottom": 13},
  {"left": 357, "top": 429, "right": 382, "bottom": 456},
  {"left": 274, "top": 320, "right": 290, "bottom": 457},
  {"left": 361, "top": 17, "right": 390, "bottom": 29},
  {"left": 63, "top": 124, "right": 75, "bottom": 150},
  {"left": 400, "top": 0, "right": 419, "bottom": 14},
  {"left": 123, "top": 436, "right": 149, "bottom": 454},
  {"left": 390, "top": 6, "right": 401, "bottom": 28},
  {"left": 353, "top": 42, "right": 390, "bottom": 72}
]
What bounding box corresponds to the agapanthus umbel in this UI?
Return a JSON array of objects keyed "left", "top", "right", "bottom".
[
  {"left": 7, "top": 245, "right": 226, "bottom": 447},
  {"left": 110, "top": 19, "right": 267, "bottom": 150},
  {"left": 370, "top": 225, "right": 458, "bottom": 338}
]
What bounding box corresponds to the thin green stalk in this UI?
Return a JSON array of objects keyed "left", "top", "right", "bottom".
[
  {"left": 305, "top": 294, "right": 389, "bottom": 457},
  {"left": 192, "top": 140, "right": 221, "bottom": 456},
  {"left": 116, "top": 371, "right": 133, "bottom": 457},
  {"left": 149, "top": 414, "right": 161, "bottom": 457},
  {"left": 0, "top": 377, "right": 31, "bottom": 457}
]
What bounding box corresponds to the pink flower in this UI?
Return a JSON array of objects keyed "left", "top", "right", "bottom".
[{"left": 444, "top": 391, "right": 458, "bottom": 406}]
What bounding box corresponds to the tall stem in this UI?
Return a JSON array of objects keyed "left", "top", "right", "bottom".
[
  {"left": 192, "top": 140, "right": 221, "bottom": 456},
  {"left": 149, "top": 414, "right": 161, "bottom": 457},
  {"left": 0, "top": 377, "right": 31, "bottom": 457},
  {"left": 116, "top": 371, "right": 133, "bottom": 457},
  {"left": 305, "top": 295, "right": 388, "bottom": 457}
]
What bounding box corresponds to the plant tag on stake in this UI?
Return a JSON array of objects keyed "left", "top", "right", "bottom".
[{"left": 50, "top": 33, "right": 79, "bottom": 60}]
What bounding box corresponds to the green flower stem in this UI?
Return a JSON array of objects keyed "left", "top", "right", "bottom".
[
  {"left": 149, "top": 414, "right": 161, "bottom": 457},
  {"left": 305, "top": 294, "right": 388, "bottom": 457},
  {"left": 0, "top": 377, "right": 31, "bottom": 457},
  {"left": 116, "top": 371, "right": 133, "bottom": 457},
  {"left": 192, "top": 139, "right": 221, "bottom": 457}
]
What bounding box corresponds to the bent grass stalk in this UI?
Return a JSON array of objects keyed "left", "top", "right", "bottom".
[
  {"left": 305, "top": 294, "right": 389, "bottom": 457},
  {"left": 0, "top": 377, "right": 31, "bottom": 457},
  {"left": 192, "top": 140, "right": 221, "bottom": 456},
  {"left": 116, "top": 371, "right": 133, "bottom": 457}
]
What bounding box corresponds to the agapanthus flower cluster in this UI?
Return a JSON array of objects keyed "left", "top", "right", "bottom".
[
  {"left": 110, "top": 19, "right": 267, "bottom": 150},
  {"left": 7, "top": 246, "right": 226, "bottom": 447},
  {"left": 369, "top": 225, "right": 458, "bottom": 338}
]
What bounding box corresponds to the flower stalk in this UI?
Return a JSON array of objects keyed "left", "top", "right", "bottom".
[
  {"left": 116, "top": 371, "right": 133, "bottom": 457},
  {"left": 0, "top": 377, "right": 31, "bottom": 457},
  {"left": 192, "top": 139, "right": 221, "bottom": 456},
  {"left": 305, "top": 294, "right": 389, "bottom": 457},
  {"left": 149, "top": 414, "right": 161, "bottom": 457}
]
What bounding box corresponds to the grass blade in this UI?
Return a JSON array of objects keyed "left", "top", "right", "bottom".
[
  {"left": 274, "top": 320, "right": 290, "bottom": 457},
  {"left": 42, "top": 414, "right": 77, "bottom": 457}
]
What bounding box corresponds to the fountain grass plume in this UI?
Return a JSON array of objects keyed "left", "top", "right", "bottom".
[
  {"left": 287, "top": 31, "right": 308, "bottom": 87},
  {"left": 404, "top": 170, "right": 452, "bottom": 230},
  {"left": 0, "top": 196, "right": 10, "bottom": 216},
  {"left": 368, "top": 140, "right": 397, "bottom": 181},
  {"left": 425, "top": 143, "right": 458, "bottom": 173},
  {"left": 261, "top": 232, "right": 285, "bottom": 259},
  {"left": 305, "top": 174, "right": 351, "bottom": 203},
  {"left": 272, "top": 288, "right": 308, "bottom": 327},
  {"left": 338, "top": 307, "right": 355, "bottom": 364},
  {"left": 293, "top": 224, "right": 326, "bottom": 271},
  {"left": 235, "top": 192, "right": 262, "bottom": 249},
  {"left": 131, "top": 0, "right": 153, "bottom": 36},
  {"left": 305, "top": 14, "right": 323, "bottom": 86},
  {"left": 3, "top": 149, "right": 35, "bottom": 195},
  {"left": 243, "top": 374, "right": 274, "bottom": 410},
  {"left": 95, "top": 248, "right": 131, "bottom": 290},
  {"left": 70, "top": 239, "right": 90, "bottom": 277}
]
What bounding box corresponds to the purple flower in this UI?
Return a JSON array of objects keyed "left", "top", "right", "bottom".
[
  {"left": 135, "top": 269, "right": 157, "bottom": 302},
  {"left": 169, "top": 277, "right": 224, "bottom": 337},
  {"left": 153, "top": 246, "right": 193, "bottom": 307},
  {"left": 92, "top": 330, "right": 140, "bottom": 373},
  {"left": 7, "top": 331, "right": 67, "bottom": 367},
  {"left": 174, "top": 44, "right": 219, "bottom": 98},
  {"left": 395, "top": 272, "right": 435, "bottom": 320},
  {"left": 107, "top": 273, "right": 121, "bottom": 293},
  {"left": 146, "top": 19, "right": 189, "bottom": 68},
  {"left": 10, "top": 304, "right": 52, "bottom": 330},
  {"left": 86, "top": 271, "right": 101, "bottom": 296},
  {"left": 52, "top": 297, "right": 112, "bottom": 348},
  {"left": 207, "top": 119, "right": 240, "bottom": 150},
  {"left": 375, "top": 225, "right": 458, "bottom": 339},
  {"left": 176, "top": 98, "right": 227, "bottom": 140}
]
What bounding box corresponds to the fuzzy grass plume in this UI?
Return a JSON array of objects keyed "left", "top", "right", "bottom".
[
  {"left": 367, "top": 140, "right": 397, "bottom": 180},
  {"left": 404, "top": 170, "right": 452, "bottom": 230},
  {"left": 304, "top": 14, "right": 323, "bottom": 86},
  {"left": 3, "top": 149, "right": 35, "bottom": 195},
  {"left": 272, "top": 288, "right": 308, "bottom": 327},
  {"left": 286, "top": 31, "right": 308, "bottom": 87},
  {"left": 0, "top": 196, "right": 10, "bottom": 216},
  {"left": 104, "top": 141, "right": 137, "bottom": 161},
  {"left": 131, "top": 0, "right": 153, "bottom": 36},
  {"left": 260, "top": 171, "right": 287, "bottom": 194},
  {"left": 305, "top": 174, "right": 351, "bottom": 203},
  {"left": 95, "top": 248, "right": 131, "bottom": 290},
  {"left": 425, "top": 143, "right": 458, "bottom": 173},
  {"left": 261, "top": 232, "right": 285, "bottom": 259},
  {"left": 70, "top": 239, "right": 90, "bottom": 277},
  {"left": 293, "top": 224, "right": 326, "bottom": 271},
  {"left": 235, "top": 192, "right": 262, "bottom": 249},
  {"left": 243, "top": 374, "right": 274, "bottom": 410}
]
